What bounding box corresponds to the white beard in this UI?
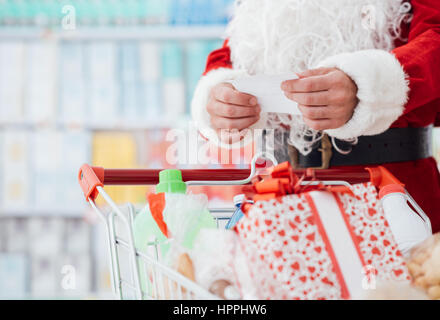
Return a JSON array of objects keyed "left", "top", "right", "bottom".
[
  {"left": 227, "top": 0, "right": 411, "bottom": 75},
  {"left": 225, "top": 0, "right": 412, "bottom": 155}
]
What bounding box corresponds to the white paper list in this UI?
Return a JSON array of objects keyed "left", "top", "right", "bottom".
[{"left": 228, "top": 73, "right": 301, "bottom": 115}]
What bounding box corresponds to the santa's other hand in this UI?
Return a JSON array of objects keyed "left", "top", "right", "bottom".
[{"left": 281, "top": 68, "right": 358, "bottom": 131}]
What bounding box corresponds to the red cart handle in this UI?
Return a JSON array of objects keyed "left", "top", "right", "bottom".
[{"left": 78, "top": 163, "right": 403, "bottom": 202}]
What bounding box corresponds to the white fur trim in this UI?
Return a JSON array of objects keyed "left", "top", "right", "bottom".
[
  {"left": 191, "top": 67, "right": 266, "bottom": 149},
  {"left": 317, "top": 49, "right": 409, "bottom": 140}
]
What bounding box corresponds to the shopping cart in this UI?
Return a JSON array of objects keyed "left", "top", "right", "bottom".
[{"left": 78, "top": 153, "right": 431, "bottom": 300}]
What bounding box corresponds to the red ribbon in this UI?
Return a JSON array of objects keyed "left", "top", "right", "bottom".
[{"left": 242, "top": 162, "right": 354, "bottom": 213}]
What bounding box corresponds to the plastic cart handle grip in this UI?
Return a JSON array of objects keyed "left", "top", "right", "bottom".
[{"left": 78, "top": 164, "right": 105, "bottom": 201}]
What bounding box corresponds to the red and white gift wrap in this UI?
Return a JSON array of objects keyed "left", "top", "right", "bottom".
[{"left": 235, "top": 183, "right": 411, "bottom": 300}]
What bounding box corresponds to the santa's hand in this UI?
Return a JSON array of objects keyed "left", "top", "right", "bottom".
[
  {"left": 281, "top": 67, "right": 358, "bottom": 131},
  {"left": 207, "top": 82, "right": 260, "bottom": 143}
]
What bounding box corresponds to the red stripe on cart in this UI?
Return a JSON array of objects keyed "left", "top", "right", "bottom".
[{"left": 98, "top": 168, "right": 371, "bottom": 186}]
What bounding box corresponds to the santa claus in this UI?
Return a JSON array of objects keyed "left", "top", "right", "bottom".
[{"left": 190, "top": 0, "right": 440, "bottom": 232}]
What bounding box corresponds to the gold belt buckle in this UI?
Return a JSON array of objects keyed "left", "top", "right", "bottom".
[{"left": 288, "top": 134, "right": 333, "bottom": 170}]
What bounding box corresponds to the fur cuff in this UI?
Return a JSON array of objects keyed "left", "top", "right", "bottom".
[
  {"left": 191, "top": 67, "right": 264, "bottom": 149},
  {"left": 317, "top": 49, "right": 409, "bottom": 140}
]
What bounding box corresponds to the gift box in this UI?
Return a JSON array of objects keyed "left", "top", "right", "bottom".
[{"left": 235, "top": 163, "right": 411, "bottom": 300}]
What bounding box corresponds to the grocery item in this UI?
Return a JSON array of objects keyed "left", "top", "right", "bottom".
[
  {"left": 235, "top": 162, "right": 412, "bottom": 300},
  {"left": 159, "top": 252, "right": 196, "bottom": 299},
  {"left": 176, "top": 253, "right": 196, "bottom": 282},
  {"left": 361, "top": 281, "right": 429, "bottom": 300},
  {"left": 133, "top": 201, "right": 168, "bottom": 260},
  {"left": 225, "top": 194, "right": 248, "bottom": 230},
  {"left": 151, "top": 169, "right": 217, "bottom": 255},
  {"left": 407, "top": 233, "right": 440, "bottom": 300},
  {"left": 379, "top": 184, "right": 432, "bottom": 257},
  {"left": 209, "top": 279, "right": 241, "bottom": 300},
  {"left": 190, "top": 229, "right": 250, "bottom": 299},
  {"left": 133, "top": 169, "right": 216, "bottom": 294}
]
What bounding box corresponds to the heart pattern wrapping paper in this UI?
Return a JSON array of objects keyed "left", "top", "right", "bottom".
[{"left": 235, "top": 182, "right": 411, "bottom": 300}]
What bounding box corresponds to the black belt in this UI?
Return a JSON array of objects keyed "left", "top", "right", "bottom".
[{"left": 287, "top": 127, "right": 433, "bottom": 169}]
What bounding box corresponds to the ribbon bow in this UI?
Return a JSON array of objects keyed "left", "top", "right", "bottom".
[{"left": 242, "top": 162, "right": 353, "bottom": 211}]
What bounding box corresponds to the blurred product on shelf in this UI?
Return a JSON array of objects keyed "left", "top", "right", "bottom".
[
  {"left": 31, "top": 253, "right": 57, "bottom": 297},
  {"left": 3, "top": 218, "right": 29, "bottom": 253},
  {"left": 61, "top": 130, "right": 91, "bottom": 206},
  {"left": 120, "top": 42, "right": 142, "bottom": 122},
  {"left": 0, "top": 39, "right": 224, "bottom": 128},
  {"left": 65, "top": 218, "right": 92, "bottom": 254},
  {"left": 1, "top": 130, "right": 30, "bottom": 210},
  {"left": 140, "top": 42, "right": 162, "bottom": 118},
  {"left": 92, "top": 131, "right": 138, "bottom": 167},
  {"left": 26, "top": 42, "right": 56, "bottom": 124},
  {"left": 0, "top": 42, "right": 24, "bottom": 122},
  {"left": 92, "top": 131, "right": 147, "bottom": 205},
  {"left": 0, "top": 0, "right": 234, "bottom": 27},
  {"left": 0, "top": 253, "right": 28, "bottom": 299},
  {"left": 0, "top": 128, "right": 90, "bottom": 214},
  {"left": 144, "top": 0, "right": 170, "bottom": 25},
  {"left": 28, "top": 218, "right": 64, "bottom": 256},
  {"left": 33, "top": 130, "right": 63, "bottom": 210},
  {"left": 0, "top": 217, "right": 93, "bottom": 299},
  {"left": 59, "top": 42, "right": 87, "bottom": 124},
  {"left": 162, "top": 41, "right": 186, "bottom": 118},
  {"left": 87, "top": 42, "right": 119, "bottom": 124}
]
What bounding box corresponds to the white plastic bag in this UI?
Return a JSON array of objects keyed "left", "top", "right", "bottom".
[{"left": 191, "top": 229, "right": 258, "bottom": 299}]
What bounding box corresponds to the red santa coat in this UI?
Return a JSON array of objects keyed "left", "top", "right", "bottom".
[{"left": 191, "top": 0, "right": 440, "bottom": 232}]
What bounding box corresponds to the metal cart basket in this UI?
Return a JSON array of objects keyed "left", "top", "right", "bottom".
[{"left": 78, "top": 153, "right": 430, "bottom": 300}]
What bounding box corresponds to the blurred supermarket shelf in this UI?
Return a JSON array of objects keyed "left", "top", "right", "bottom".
[
  {"left": 0, "top": 0, "right": 235, "bottom": 300},
  {"left": 0, "top": 116, "right": 191, "bottom": 131},
  {"left": 0, "top": 25, "right": 226, "bottom": 40},
  {"left": 0, "top": 207, "right": 88, "bottom": 218}
]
